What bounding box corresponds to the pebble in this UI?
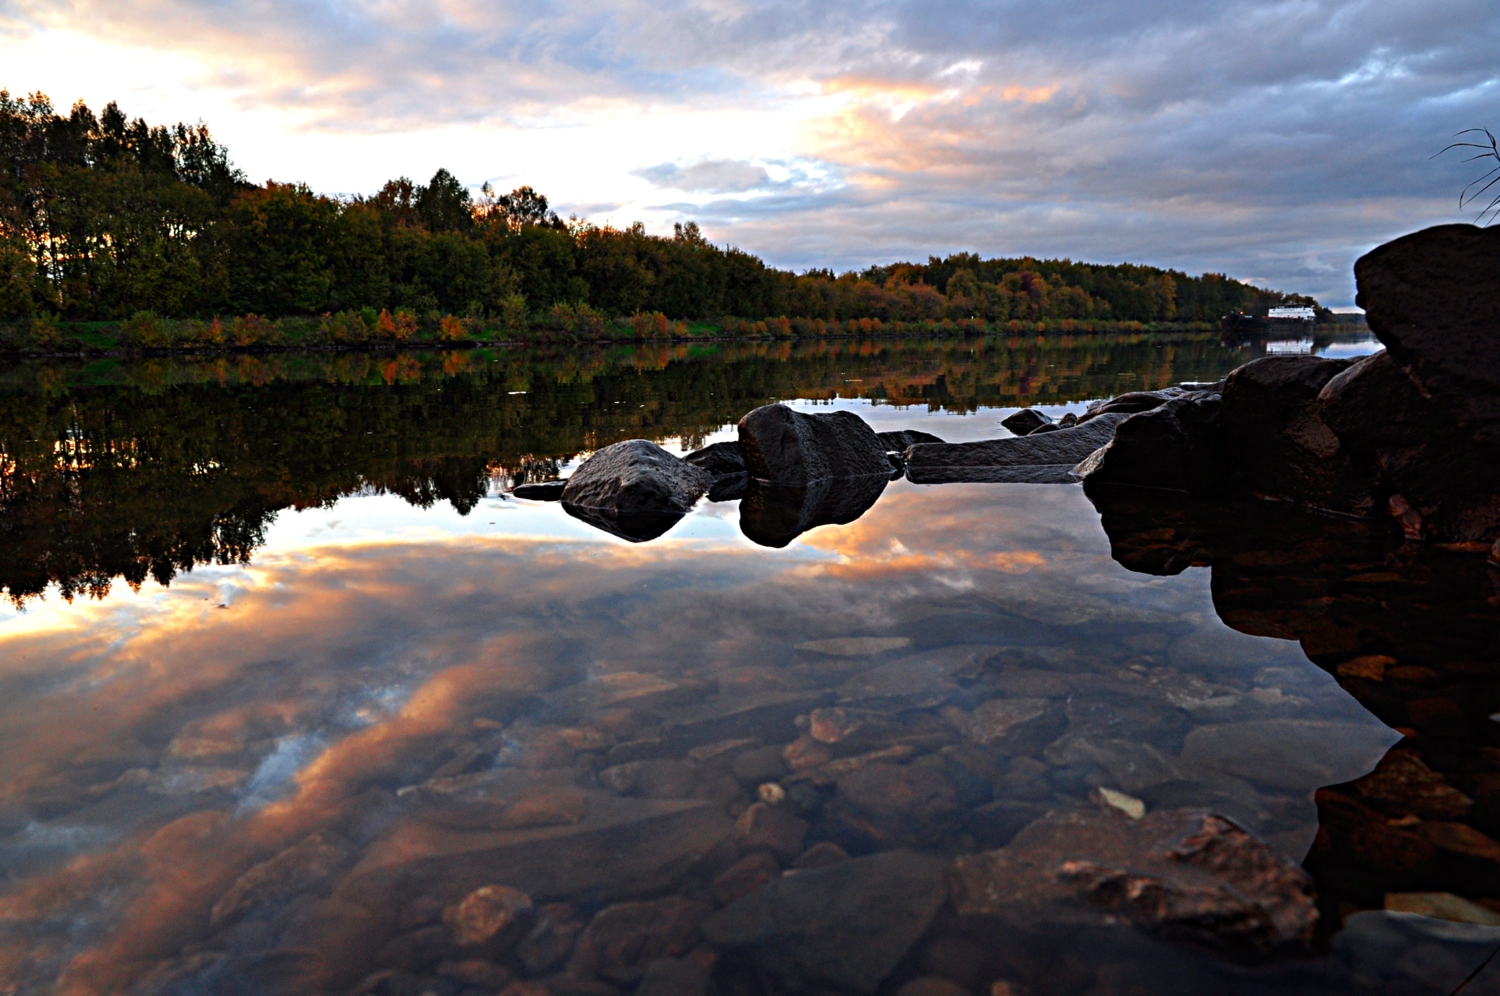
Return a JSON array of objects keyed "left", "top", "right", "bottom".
[
  {"left": 1094, "top": 787, "right": 1145, "bottom": 820},
  {"left": 444, "top": 885, "right": 533, "bottom": 949}
]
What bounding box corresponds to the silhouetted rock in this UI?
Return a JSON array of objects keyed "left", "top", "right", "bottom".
[
  {"left": 702, "top": 849, "right": 947, "bottom": 993},
  {"left": 512, "top": 481, "right": 568, "bottom": 501},
  {"left": 1219, "top": 356, "right": 1373, "bottom": 516},
  {"left": 1078, "top": 388, "right": 1192, "bottom": 423},
  {"left": 738, "top": 475, "right": 888, "bottom": 548},
  {"left": 878, "top": 429, "right": 945, "bottom": 451},
  {"left": 1000, "top": 409, "right": 1052, "bottom": 436},
  {"left": 737, "top": 404, "right": 891, "bottom": 484},
  {"left": 683, "top": 441, "right": 745, "bottom": 477},
  {"left": 1073, "top": 394, "right": 1234, "bottom": 494},
  {"left": 905, "top": 412, "right": 1131, "bottom": 485}
]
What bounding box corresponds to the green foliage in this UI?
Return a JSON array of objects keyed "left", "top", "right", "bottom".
[{"left": 125, "top": 310, "right": 168, "bottom": 348}]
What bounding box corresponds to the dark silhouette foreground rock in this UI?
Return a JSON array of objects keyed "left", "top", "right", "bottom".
[
  {"left": 738, "top": 404, "right": 892, "bottom": 484},
  {"left": 1078, "top": 224, "right": 1500, "bottom": 543}
]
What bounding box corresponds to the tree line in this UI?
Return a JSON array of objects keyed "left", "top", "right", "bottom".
[{"left": 0, "top": 89, "right": 1319, "bottom": 330}]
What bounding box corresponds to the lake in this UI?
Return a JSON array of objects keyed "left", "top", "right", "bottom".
[{"left": 5, "top": 330, "right": 1499, "bottom": 996}]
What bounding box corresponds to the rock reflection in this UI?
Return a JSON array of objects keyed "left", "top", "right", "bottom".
[
  {"left": 1087, "top": 482, "right": 1500, "bottom": 937},
  {"left": 738, "top": 475, "right": 892, "bottom": 548}
]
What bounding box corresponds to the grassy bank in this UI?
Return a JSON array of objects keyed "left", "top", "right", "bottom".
[{"left": 2, "top": 308, "right": 1225, "bottom": 357}]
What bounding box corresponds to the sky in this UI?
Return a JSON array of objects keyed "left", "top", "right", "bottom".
[{"left": 1, "top": 0, "right": 1497, "bottom": 305}]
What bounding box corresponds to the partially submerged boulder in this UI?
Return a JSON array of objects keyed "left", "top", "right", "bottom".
[
  {"left": 905, "top": 412, "right": 1132, "bottom": 485},
  {"left": 1072, "top": 393, "right": 1230, "bottom": 495},
  {"left": 1000, "top": 409, "right": 1052, "bottom": 436},
  {"left": 738, "top": 404, "right": 892, "bottom": 484},
  {"left": 682, "top": 441, "right": 745, "bottom": 477},
  {"left": 561, "top": 440, "right": 712, "bottom": 542}
]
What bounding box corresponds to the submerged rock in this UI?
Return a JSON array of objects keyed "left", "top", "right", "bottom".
[
  {"left": 561, "top": 440, "right": 711, "bottom": 541},
  {"left": 702, "top": 849, "right": 948, "bottom": 993},
  {"left": 950, "top": 808, "right": 1318, "bottom": 954},
  {"left": 511, "top": 481, "right": 568, "bottom": 501},
  {"left": 738, "top": 404, "right": 892, "bottom": 484}
]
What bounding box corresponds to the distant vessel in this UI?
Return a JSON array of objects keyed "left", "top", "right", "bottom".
[
  {"left": 1221, "top": 306, "right": 1316, "bottom": 335},
  {"left": 1267, "top": 306, "right": 1316, "bottom": 328}
]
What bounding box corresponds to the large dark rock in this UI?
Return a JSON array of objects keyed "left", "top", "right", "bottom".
[
  {"left": 1000, "top": 409, "right": 1052, "bottom": 436},
  {"left": 877, "top": 429, "right": 945, "bottom": 451},
  {"left": 682, "top": 441, "right": 745, "bottom": 477},
  {"left": 1356, "top": 224, "right": 1500, "bottom": 441},
  {"left": 561, "top": 440, "right": 711, "bottom": 541},
  {"left": 950, "top": 808, "right": 1318, "bottom": 955},
  {"left": 1072, "top": 394, "right": 1234, "bottom": 495},
  {"left": 904, "top": 412, "right": 1131, "bottom": 485},
  {"left": 1078, "top": 388, "right": 1191, "bottom": 423},
  {"left": 1218, "top": 356, "right": 1373, "bottom": 517},
  {"left": 738, "top": 475, "right": 889, "bottom": 548},
  {"left": 701, "top": 849, "right": 948, "bottom": 994},
  {"left": 737, "top": 404, "right": 892, "bottom": 484}
]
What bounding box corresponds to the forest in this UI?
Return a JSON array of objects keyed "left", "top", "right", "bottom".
[{"left": 0, "top": 89, "right": 1322, "bottom": 347}]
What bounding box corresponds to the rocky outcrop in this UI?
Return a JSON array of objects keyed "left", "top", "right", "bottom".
[
  {"left": 1071, "top": 393, "right": 1231, "bottom": 494},
  {"left": 561, "top": 440, "right": 712, "bottom": 542},
  {"left": 738, "top": 404, "right": 892, "bottom": 484},
  {"left": 905, "top": 412, "right": 1131, "bottom": 485}
]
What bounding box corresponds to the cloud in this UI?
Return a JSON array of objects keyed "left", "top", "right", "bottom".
[
  {"left": 4, "top": 0, "right": 1499, "bottom": 301},
  {"left": 634, "top": 158, "right": 773, "bottom": 193}
]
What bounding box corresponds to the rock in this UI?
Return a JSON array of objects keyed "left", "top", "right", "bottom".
[
  {"left": 948, "top": 698, "right": 1061, "bottom": 755},
  {"left": 964, "top": 799, "right": 1052, "bottom": 850},
  {"left": 791, "top": 841, "right": 849, "bottom": 870},
  {"left": 1351, "top": 748, "right": 1474, "bottom": 819},
  {"left": 737, "top": 404, "right": 892, "bottom": 484},
  {"left": 1095, "top": 786, "right": 1146, "bottom": 819},
  {"left": 210, "top": 831, "right": 352, "bottom": 926},
  {"left": 731, "top": 746, "right": 788, "bottom": 785},
  {"left": 1384, "top": 892, "right": 1500, "bottom": 926},
  {"left": 1334, "top": 909, "right": 1500, "bottom": 993},
  {"left": 1354, "top": 224, "right": 1500, "bottom": 438},
  {"left": 894, "top": 978, "right": 973, "bottom": 996},
  {"left": 598, "top": 760, "right": 698, "bottom": 799},
  {"left": 904, "top": 413, "right": 1132, "bottom": 484},
  {"left": 736, "top": 801, "right": 809, "bottom": 860},
  {"left": 444, "top": 885, "right": 534, "bottom": 949},
  {"left": 1000, "top": 409, "right": 1053, "bottom": 436},
  {"left": 1179, "top": 720, "right": 1399, "bottom": 792},
  {"left": 341, "top": 796, "right": 734, "bottom": 910},
  {"left": 878, "top": 429, "right": 945, "bottom": 451},
  {"left": 1073, "top": 393, "right": 1236, "bottom": 494},
  {"left": 950, "top": 808, "right": 1318, "bottom": 954},
  {"left": 738, "top": 475, "right": 889, "bottom": 548},
  {"left": 797, "top": 636, "right": 911, "bottom": 657},
  {"left": 1218, "top": 355, "right": 1373, "bottom": 516},
  {"left": 571, "top": 896, "right": 712, "bottom": 984},
  {"left": 517, "top": 904, "right": 584, "bottom": 976},
  {"left": 682, "top": 440, "right": 745, "bottom": 477},
  {"left": 561, "top": 440, "right": 711, "bottom": 541},
  {"left": 1078, "top": 388, "right": 1192, "bottom": 422},
  {"left": 711, "top": 851, "right": 781, "bottom": 904},
  {"left": 1057, "top": 412, "right": 1079, "bottom": 428},
  {"left": 634, "top": 958, "right": 712, "bottom": 996},
  {"left": 836, "top": 644, "right": 1003, "bottom": 707},
  {"left": 512, "top": 481, "right": 568, "bottom": 501},
  {"left": 840, "top": 764, "right": 957, "bottom": 818},
  {"left": 435, "top": 959, "right": 514, "bottom": 991},
  {"left": 1027, "top": 422, "right": 1060, "bottom": 434},
  {"left": 702, "top": 849, "right": 948, "bottom": 994}
]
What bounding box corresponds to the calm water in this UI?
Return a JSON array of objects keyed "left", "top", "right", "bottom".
[{"left": 5, "top": 331, "right": 1499, "bottom": 996}]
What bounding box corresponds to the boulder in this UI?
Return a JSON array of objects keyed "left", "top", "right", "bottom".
[
  {"left": 682, "top": 441, "right": 745, "bottom": 477},
  {"left": 738, "top": 474, "right": 889, "bottom": 548},
  {"left": 737, "top": 404, "right": 892, "bottom": 484},
  {"left": 571, "top": 896, "right": 712, "bottom": 984},
  {"left": 1000, "top": 409, "right": 1052, "bottom": 436},
  {"left": 701, "top": 849, "right": 948, "bottom": 993},
  {"left": 1077, "top": 388, "right": 1190, "bottom": 423},
  {"left": 1217, "top": 356, "right": 1373, "bottom": 516},
  {"left": 1073, "top": 393, "right": 1235, "bottom": 494},
  {"left": 511, "top": 481, "right": 568, "bottom": 501},
  {"left": 1319, "top": 349, "right": 1500, "bottom": 542},
  {"left": 878, "top": 429, "right": 945, "bottom": 451},
  {"left": 949, "top": 808, "right": 1318, "bottom": 954},
  {"left": 561, "top": 440, "right": 711, "bottom": 541},
  {"left": 1355, "top": 224, "right": 1500, "bottom": 440},
  {"left": 904, "top": 412, "right": 1132, "bottom": 485}
]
